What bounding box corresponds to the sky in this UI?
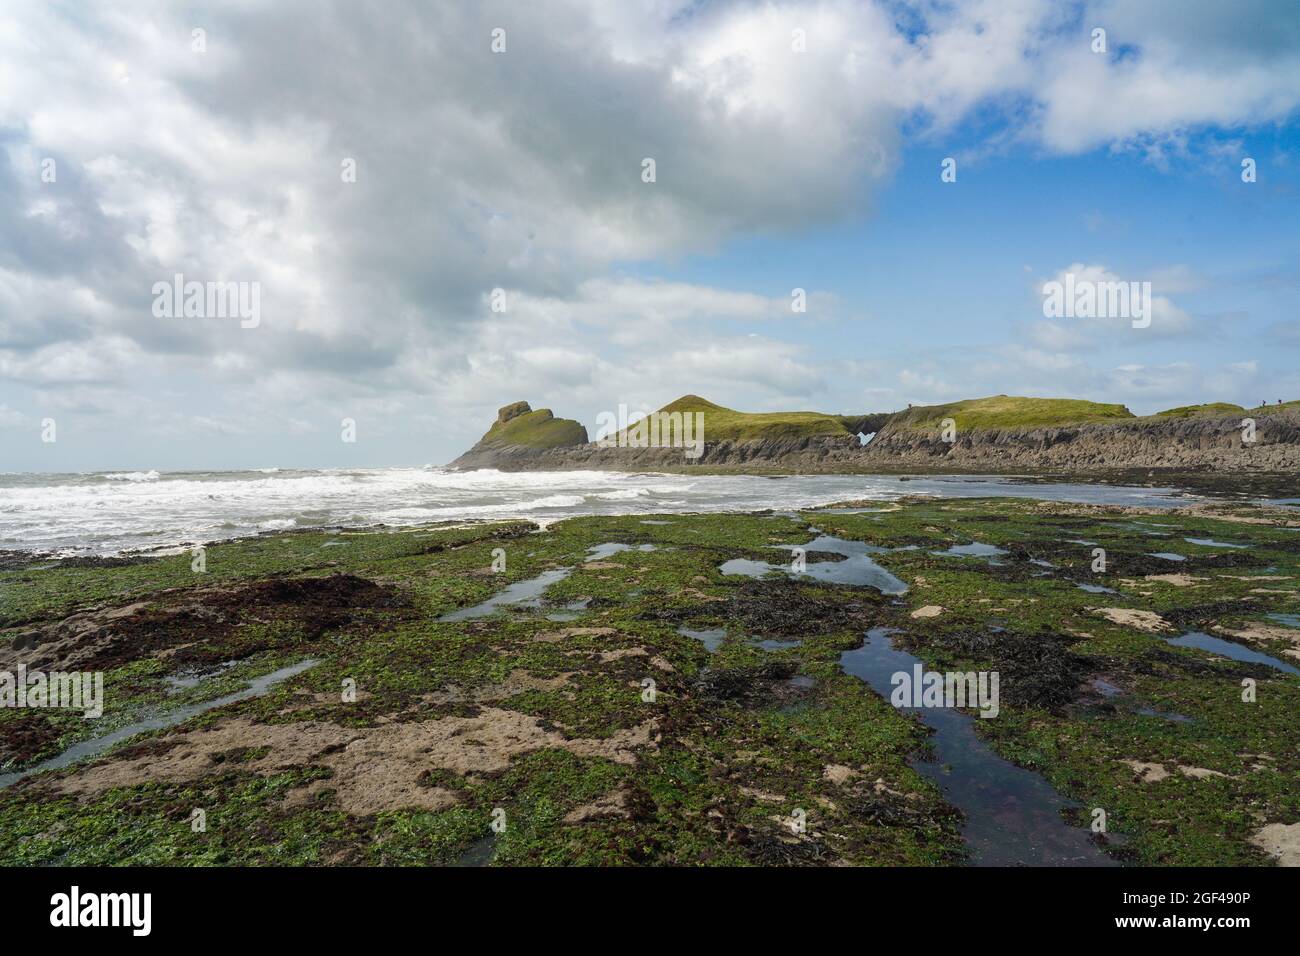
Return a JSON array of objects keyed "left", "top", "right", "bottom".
[{"left": 2, "top": 0, "right": 1299, "bottom": 472}]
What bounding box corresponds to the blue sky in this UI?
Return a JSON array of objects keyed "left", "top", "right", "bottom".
[
  {"left": 2, "top": 0, "right": 1299, "bottom": 471},
  {"left": 642, "top": 122, "right": 1300, "bottom": 411}
]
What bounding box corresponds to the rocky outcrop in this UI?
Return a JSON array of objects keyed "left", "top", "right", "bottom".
[
  {"left": 454, "top": 432, "right": 866, "bottom": 472},
  {"left": 451, "top": 400, "right": 1300, "bottom": 476},
  {"left": 452, "top": 402, "right": 588, "bottom": 468},
  {"left": 865, "top": 410, "right": 1300, "bottom": 472},
  {"left": 496, "top": 401, "right": 533, "bottom": 425}
]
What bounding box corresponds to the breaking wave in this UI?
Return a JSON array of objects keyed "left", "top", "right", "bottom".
[{"left": 0, "top": 466, "right": 1193, "bottom": 556}]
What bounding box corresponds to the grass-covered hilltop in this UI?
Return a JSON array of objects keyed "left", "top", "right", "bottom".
[
  {"left": 3, "top": 497, "right": 1299, "bottom": 865},
  {"left": 468, "top": 401, "right": 590, "bottom": 451},
  {"left": 632, "top": 394, "right": 857, "bottom": 441},
  {"left": 451, "top": 394, "right": 1300, "bottom": 492},
  {"left": 883, "top": 395, "right": 1135, "bottom": 431}
]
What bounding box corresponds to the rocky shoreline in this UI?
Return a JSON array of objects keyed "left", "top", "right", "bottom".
[
  {"left": 4, "top": 497, "right": 1299, "bottom": 865},
  {"left": 451, "top": 402, "right": 1300, "bottom": 495},
  {"left": 865, "top": 411, "right": 1300, "bottom": 472}
]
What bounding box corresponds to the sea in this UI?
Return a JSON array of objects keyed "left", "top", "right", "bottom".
[{"left": 0, "top": 466, "right": 1205, "bottom": 557}]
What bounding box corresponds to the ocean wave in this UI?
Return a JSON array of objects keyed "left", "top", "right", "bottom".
[
  {"left": 103, "top": 470, "right": 160, "bottom": 482},
  {"left": 0, "top": 466, "right": 1193, "bottom": 557},
  {"left": 592, "top": 488, "right": 651, "bottom": 501},
  {"left": 517, "top": 494, "right": 587, "bottom": 510}
]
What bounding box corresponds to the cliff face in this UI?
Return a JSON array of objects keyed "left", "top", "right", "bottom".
[
  {"left": 450, "top": 399, "right": 1300, "bottom": 475},
  {"left": 863, "top": 411, "right": 1300, "bottom": 472},
  {"left": 453, "top": 432, "right": 865, "bottom": 472}
]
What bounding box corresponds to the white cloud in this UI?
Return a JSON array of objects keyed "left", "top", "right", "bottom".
[
  {"left": 0, "top": 404, "right": 29, "bottom": 429},
  {"left": 1026, "top": 262, "right": 1194, "bottom": 352},
  {"left": 1, "top": 0, "right": 1297, "bottom": 466}
]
